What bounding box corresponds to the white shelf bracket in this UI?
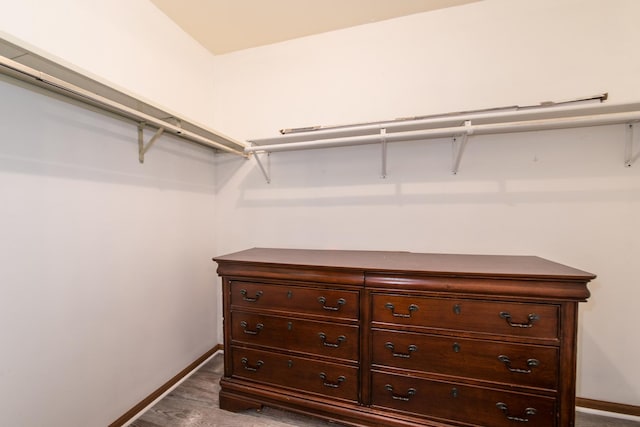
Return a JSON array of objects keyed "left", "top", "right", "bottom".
[
  {"left": 254, "top": 152, "right": 271, "bottom": 184},
  {"left": 138, "top": 123, "right": 165, "bottom": 164},
  {"left": 452, "top": 120, "right": 472, "bottom": 174},
  {"left": 380, "top": 128, "right": 388, "bottom": 179},
  {"left": 625, "top": 122, "right": 640, "bottom": 167}
]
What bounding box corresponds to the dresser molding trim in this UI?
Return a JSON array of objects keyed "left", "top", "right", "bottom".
[
  {"left": 365, "top": 274, "right": 590, "bottom": 300},
  {"left": 217, "top": 263, "right": 365, "bottom": 285}
]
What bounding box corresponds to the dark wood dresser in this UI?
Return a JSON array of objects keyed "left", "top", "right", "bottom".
[{"left": 214, "top": 248, "right": 595, "bottom": 427}]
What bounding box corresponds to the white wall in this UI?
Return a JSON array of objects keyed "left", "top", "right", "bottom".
[
  {"left": 211, "top": 0, "right": 640, "bottom": 407},
  {"left": 2, "top": 0, "right": 639, "bottom": 424},
  {"left": 0, "top": 0, "right": 216, "bottom": 127},
  {"left": 0, "top": 1, "right": 220, "bottom": 426}
]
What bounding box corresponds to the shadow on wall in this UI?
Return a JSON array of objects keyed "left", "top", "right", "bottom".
[
  {"left": 214, "top": 150, "right": 248, "bottom": 193},
  {"left": 217, "top": 124, "right": 640, "bottom": 207},
  {"left": 0, "top": 75, "right": 217, "bottom": 194},
  {"left": 578, "top": 327, "right": 640, "bottom": 406}
]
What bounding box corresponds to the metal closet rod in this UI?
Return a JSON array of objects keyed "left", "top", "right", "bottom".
[
  {"left": 279, "top": 93, "right": 609, "bottom": 135},
  {"left": 246, "top": 108, "right": 640, "bottom": 154},
  {"left": 250, "top": 96, "right": 621, "bottom": 146},
  {"left": 0, "top": 54, "right": 246, "bottom": 157}
]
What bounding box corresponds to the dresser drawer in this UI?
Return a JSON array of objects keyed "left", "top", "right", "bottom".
[
  {"left": 372, "top": 371, "right": 556, "bottom": 427},
  {"left": 372, "top": 294, "right": 559, "bottom": 340},
  {"left": 372, "top": 329, "right": 558, "bottom": 390},
  {"left": 230, "top": 281, "right": 359, "bottom": 320},
  {"left": 231, "top": 311, "right": 359, "bottom": 362},
  {"left": 231, "top": 347, "right": 359, "bottom": 402}
]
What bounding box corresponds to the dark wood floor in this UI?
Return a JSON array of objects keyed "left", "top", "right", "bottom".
[{"left": 129, "top": 353, "right": 639, "bottom": 427}]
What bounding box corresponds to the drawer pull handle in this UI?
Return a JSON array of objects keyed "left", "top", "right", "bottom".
[
  {"left": 385, "top": 384, "right": 417, "bottom": 401},
  {"left": 385, "top": 342, "right": 418, "bottom": 358},
  {"left": 499, "top": 311, "right": 539, "bottom": 328},
  {"left": 385, "top": 302, "right": 419, "bottom": 318},
  {"left": 498, "top": 355, "right": 540, "bottom": 374},
  {"left": 240, "top": 357, "right": 264, "bottom": 372},
  {"left": 318, "top": 333, "right": 346, "bottom": 348},
  {"left": 240, "top": 321, "right": 264, "bottom": 335},
  {"left": 240, "top": 289, "right": 263, "bottom": 302},
  {"left": 318, "top": 296, "right": 346, "bottom": 311},
  {"left": 496, "top": 402, "right": 537, "bottom": 422},
  {"left": 319, "top": 372, "right": 346, "bottom": 388}
]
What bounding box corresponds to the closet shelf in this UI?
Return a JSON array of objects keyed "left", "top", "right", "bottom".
[
  {"left": 0, "top": 36, "right": 247, "bottom": 160},
  {"left": 248, "top": 96, "right": 640, "bottom": 182}
]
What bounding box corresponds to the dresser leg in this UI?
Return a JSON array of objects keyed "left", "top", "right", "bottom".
[{"left": 219, "top": 389, "right": 264, "bottom": 413}]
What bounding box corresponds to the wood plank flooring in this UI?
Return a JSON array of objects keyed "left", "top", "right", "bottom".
[{"left": 128, "top": 353, "right": 639, "bottom": 427}]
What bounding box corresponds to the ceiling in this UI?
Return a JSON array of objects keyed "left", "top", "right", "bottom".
[{"left": 150, "top": 0, "right": 482, "bottom": 55}]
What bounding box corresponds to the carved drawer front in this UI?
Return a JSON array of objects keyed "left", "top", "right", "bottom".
[
  {"left": 230, "top": 281, "right": 359, "bottom": 320},
  {"left": 231, "top": 311, "right": 359, "bottom": 362},
  {"left": 371, "top": 371, "right": 556, "bottom": 427},
  {"left": 372, "top": 329, "right": 558, "bottom": 390},
  {"left": 231, "top": 347, "right": 359, "bottom": 402},
  {"left": 372, "top": 294, "right": 559, "bottom": 340}
]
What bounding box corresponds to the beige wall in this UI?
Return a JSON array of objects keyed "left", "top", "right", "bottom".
[
  {"left": 1, "top": 1, "right": 639, "bottom": 425},
  {"left": 0, "top": 0, "right": 220, "bottom": 425},
  {"left": 211, "top": 0, "right": 640, "bottom": 407}
]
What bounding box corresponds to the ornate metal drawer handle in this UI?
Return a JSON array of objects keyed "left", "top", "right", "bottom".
[
  {"left": 385, "top": 342, "right": 418, "bottom": 358},
  {"left": 319, "top": 372, "right": 346, "bottom": 388},
  {"left": 385, "top": 302, "right": 419, "bottom": 318},
  {"left": 385, "top": 384, "right": 417, "bottom": 401},
  {"left": 496, "top": 402, "right": 537, "bottom": 422},
  {"left": 240, "top": 289, "right": 263, "bottom": 302},
  {"left": 499, "top": 311, "right": 539, "bottom": 328},
  {"left": 318, "top": 296, "right": 346, "bottom": 311},
  {"left": 498, "top": 355, "right": 539, "bottom": 374},
  {"left": 240, "top": 320, "right": 264, "bottom": 335},
  {"left": 240, "top": 357, "right": 264, "bottom": 372},
  {"left": 318, "top": 333, "right": 346, "bottom": 348}
]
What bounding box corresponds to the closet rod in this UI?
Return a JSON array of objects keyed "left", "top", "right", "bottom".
[
  {"left": 0, "top": 54, "right": 246, "bottom": 157},
  {"left": 246, "top": 109, "right": 640, "bottom": 154},
  {"left": 279, "top": 94, "right": 609, "bottom": 135}
]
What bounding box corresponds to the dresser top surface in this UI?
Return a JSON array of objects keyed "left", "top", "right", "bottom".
[{"left": 214, "top": 248, "right": 596, "bottom": 281}]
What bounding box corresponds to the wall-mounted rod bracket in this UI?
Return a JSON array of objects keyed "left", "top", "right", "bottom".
[
  {"left": 253, "top": 152, "right": 271, "bottom": 183},
  {"left": 380, "top": 128, "right": 388, "bottom": 179},
  {"left": 452, "top": 121, "right": 472, "bottom": 174},
  {"left": 625, "top": 122, "right": 640, "bottom": 167},
  {"left": 138, "top": 122, "right": 165, "bottom": 164}
]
